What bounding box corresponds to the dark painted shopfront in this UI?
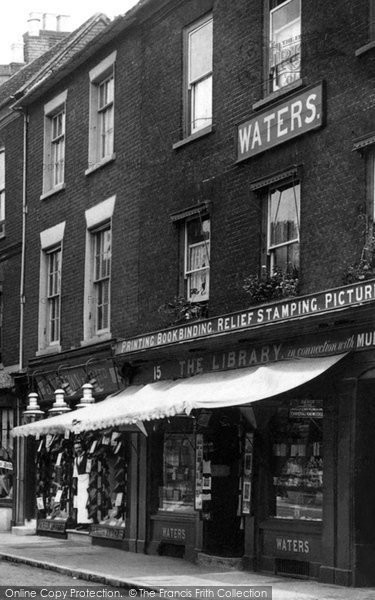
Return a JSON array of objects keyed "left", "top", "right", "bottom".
[{"left": 13, "top": 278, "right": 375, "bottom": 587}]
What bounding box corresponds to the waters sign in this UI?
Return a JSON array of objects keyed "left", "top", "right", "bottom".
[{"left": 237, "top": 83, "right": 324, "bottom": 161}]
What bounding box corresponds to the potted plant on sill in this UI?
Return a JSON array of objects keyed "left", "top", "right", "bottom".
[
  {"left": 158, "top": 295, "right": 208, "bottom": 326},
  {"left": 243, "top": 265, "right": 299, "bottom": 305}
]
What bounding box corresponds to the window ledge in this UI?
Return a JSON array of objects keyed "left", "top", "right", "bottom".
[
  {"left": 40, "top": 183, "right": 66, "bottom": 201},
  {"left": 80, "top": 332, "right": 112, "bottom": 347},
  {"left": 85, "top": 153, "right": 116, "bottom": 176},
  {"left": 36, "top": 344, "right": 62, "bottom": 357},
  {"left": 252, "top": 79, "right": 304, "bottom": 111},
  {"left": 355, "top": 40, "right": 375, "bottom": 57},
  {"left": 173, "top": 125, "right": 214, "bottom": 150}
]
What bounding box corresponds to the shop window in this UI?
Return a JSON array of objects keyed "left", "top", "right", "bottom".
[
  {"left": 184, "top": 215, "right": 210, "bottom": 302},
  {"left": 42, "top": 91, "right": 67, "bottom": 196},
  {"left": 0, "top": 147, "right": 5, "bottom": 237},
  {"left": 184, "top": 14, "right": 213, "bottom": 136},
  {"left": 269, "top": 0, "right": 301, "bottom": 93},
  {"left": 159, "top": 433, "right": 195, "bottom": 513},
  {"left": 0, "top": 408, "right": 14, "bottom": 501},
  {"left": 87, "top": 52, "right": 116, "bottom": 172},
  {"left": 270, "top": 399, "right": 323, "bottom": 521},
  {"left": 267, "top": 181, "right": 300, "bottom": 272}
]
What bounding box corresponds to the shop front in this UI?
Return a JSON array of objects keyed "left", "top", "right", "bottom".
[{"left": 13, "top": 278, "right": 375, "bottom": 585}]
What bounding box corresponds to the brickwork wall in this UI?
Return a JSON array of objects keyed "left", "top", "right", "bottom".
[
  {"left": 21, "top": 0, "right": 375, "bottom": 357},
  {"left": 0, "top": 115, "right": 24, "bottom": 366}
]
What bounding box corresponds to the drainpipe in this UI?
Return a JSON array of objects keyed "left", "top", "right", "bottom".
[{"left": 14, "top": 108, "right": 28, "bottom": 525}]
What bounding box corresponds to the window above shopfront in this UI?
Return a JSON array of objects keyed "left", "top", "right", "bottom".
[
  {"left": 267, "top": 181, "right": 300, "bottom": 273},
  {"left": 269, "top": 0, "right": 301, "bottom": 93}
]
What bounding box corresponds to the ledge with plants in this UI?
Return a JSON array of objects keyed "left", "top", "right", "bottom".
[{"left": 243, "top": 265, "right": 299, "bottom": 305}]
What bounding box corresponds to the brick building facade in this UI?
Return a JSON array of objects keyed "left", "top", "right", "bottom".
[{"left": 8, "top": 0, "right": 375, "bottom": 587}]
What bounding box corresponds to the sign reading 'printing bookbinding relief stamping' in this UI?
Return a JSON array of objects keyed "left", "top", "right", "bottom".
[{"left": 237, "top": 83, "right": 324, "bottom": 161}]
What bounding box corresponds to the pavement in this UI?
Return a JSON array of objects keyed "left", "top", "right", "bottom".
[{"left": 0, "top": 533, "right": 375, "bottom": 599}]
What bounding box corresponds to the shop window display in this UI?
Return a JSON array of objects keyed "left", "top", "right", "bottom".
[
  {"left": 159, "top": 433, "right": 195, "bottom": 513},
  {"left": 35, "top": 430, "right": 129, "bottom": 533},
  {"left": 270, "top": 399, "right": 323, "bottom": 521}
]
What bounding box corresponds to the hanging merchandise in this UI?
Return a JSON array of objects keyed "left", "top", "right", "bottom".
[
  {"left": 78, "top": 430, "right": 129, "bottom": 539},
  {"left": 241, "top": 432, "right": 254, "bottom": 515},
  {"left": 36, "top": 433, "right": 74, "bottom": 534}
]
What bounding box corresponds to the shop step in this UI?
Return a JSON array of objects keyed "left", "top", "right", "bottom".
[
  {"left": 66, "top": 529, "right": 92, "bottom": 544},
  {"left": 196, "top": 552, "right": 244, "bottom": 571}
]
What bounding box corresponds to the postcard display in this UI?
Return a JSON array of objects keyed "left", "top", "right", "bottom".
[
  {"left": 195, "top": 431, "right": 254, "bottom": 521},
  {"left": 36, "top": 433, "right": 74, "bottom": 534},
  {"left": 271, "top": 400, "right": 323, "bottom": 521},
  {"left": 35, "top": 431, "right": 129, "bottom": 538}
]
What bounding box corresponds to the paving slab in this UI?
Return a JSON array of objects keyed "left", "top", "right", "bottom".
[{"left": 0, "top": 533, "right": 374, "bottom": 600}]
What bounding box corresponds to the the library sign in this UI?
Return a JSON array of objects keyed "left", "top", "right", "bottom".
[
  {"left": 114, "top": 278, "right": 375, "bottom": 356},
  {"left": 237, "top": 82, "right": 324, "bottom": 161}
]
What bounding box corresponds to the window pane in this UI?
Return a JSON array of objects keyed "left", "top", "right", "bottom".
[
  {"left": 271, "top": 400, "right": 323, "bottom": 521},
  {"left": 189, "top": 267, "right": 209, "bottom": 302},
  {"left": 273, "top": 241, "right": 300, "bottom": 272},
  {"left": 270, "top": 184, "right": 300, "bottom": 246},
  {"left": 191, "top": 75, "right": 212, "bottom": 133},
  {"left": 53, "top": 138, "right": 65, "bottom": 186},
  {"left": 0, "top": 191, "right": 5, "bottom": 222},
  {"left": 270, "top": 0, "right": 301, "bottom": 90},
  {"left": 100, "top": 106, "right": 114, "bottom": 158},
  {"left": 0, "top": 151, "right": 4, "bottom": 190},
  {"left": 189, "top": 19, "right": 213, "bottom": 83},
  {"left": 159, "top": 433, "right": 195, "bottom": 513}
]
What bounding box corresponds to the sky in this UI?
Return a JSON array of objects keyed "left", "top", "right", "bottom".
[{"left": 0, "top": 0, "right": 139, "bottom": 63}]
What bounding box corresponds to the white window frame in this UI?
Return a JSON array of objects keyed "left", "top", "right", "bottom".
[
  {"left": 46, "top": 247, "right": 61, "bottom": 345},
  {"left": 82, "top": 196, "right": 115, "bottom": 344},
  {"left": 0, "top": 148, "right": 5, "bottom": 238},
  {"left": 184, "top": 14, "right": 213, "bottom": 136},
  {"left": 269, "top": 0, "right": 301, "bottom": 93},
  {"left": 42, "top": 91, "right": 67, "bottom": 197},
  {"left": 184, "top": 215, "right": 210, "bottom": 302},
  {"left": 37, "top": 221, "right": 65, "bottom": 354},
  {"left": 87, "top": 52, "right": 117, "bottom": 173},
  {"left": 267, "top": 181, "right": 300, "bottom": 272}
]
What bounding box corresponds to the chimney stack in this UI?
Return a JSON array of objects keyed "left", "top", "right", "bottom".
[{"left": 23, "top": 11, "right": 71, "bottom": 64}]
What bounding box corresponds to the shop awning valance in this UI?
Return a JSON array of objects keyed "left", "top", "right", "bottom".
[{"left": 12, "top": 354, "right": 346, "bottom": 437}]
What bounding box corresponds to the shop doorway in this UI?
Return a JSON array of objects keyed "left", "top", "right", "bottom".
[{"left": 199, "top": 410, "right": 244, "bottom": 557}]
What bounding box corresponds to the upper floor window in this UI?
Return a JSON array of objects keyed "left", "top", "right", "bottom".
[
  {"left": 371, "top": 0, "right": 375, "bottom": 41},
  {"left": 0, "top": 148, "right": 5, "bottom": 237},
  {"left": 267, "top": 181, "right": 300, "bottom": 272},
  {"left": 184, "top": 14, "right": 213, "bottom": 136},
  {"left": 93, "top": 226, "right": 111, "bottom": 333},
  {"left": 185, "top": 215, "right": 210, "bottom": 302},
  {"left": 88, "top": 52, "right": 116, "bottom": 172},
  {"left": 47, "top": 246, "right": 61, "bottom": 344},
  {"left": 269, "top": 0, "right": 301, "bottom": 92},
  {"left": 43, "top": 91, "right": 67, "bottom": 196},
  {"left": 38, "top": 221, "right": 65, "bottom": 354},
  {"left": 83, "top": 196, "right": 115, "bottom": 343}
]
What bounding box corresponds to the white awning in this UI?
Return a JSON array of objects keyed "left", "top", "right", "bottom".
[{"left": 13, "top": 355, "right": 346, "bottom": 437}]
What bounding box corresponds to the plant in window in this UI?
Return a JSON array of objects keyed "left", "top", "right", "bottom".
[
  {"left": 158, "top": 296, "right": 208, "bottom": 325},
  {"left": 243, "top": 265, "right": 299, "bottom": 305},
  {"left": 343, "top": 217, "right": 375, "bottom": 284}
]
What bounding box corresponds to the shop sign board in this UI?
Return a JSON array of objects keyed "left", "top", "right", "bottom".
[
  {"left": 34, "top": 359, "right": 120, "bottom": 402},
  {"left": 114, "top": 279, "right": 375, "bottom": 356},
  {"left": 263, "top": 530, "right": 321, "bottom": 561},
  {"left": 237, "top": 82, "right": 324, "bottom": 161}
]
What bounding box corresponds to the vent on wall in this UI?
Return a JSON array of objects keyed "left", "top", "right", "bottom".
[{"left": 275, "top": 558, "right": 310, "bottom": 579}]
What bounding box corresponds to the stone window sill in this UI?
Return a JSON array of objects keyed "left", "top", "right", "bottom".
[
  {"left": 252, "top": 79, "right": 304, "bottom": 111},
  {"left": 85, "top": 153, "right": 116, "bottom": 176},
  {"left": 355, "top": 40, "right": 375, "bottom": 57},
  {"left": 173, "top": 125, "right": 214, "bottom": 150},
  {"left": 40, "top": 183, "right": 66, "bottom": 201}
]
